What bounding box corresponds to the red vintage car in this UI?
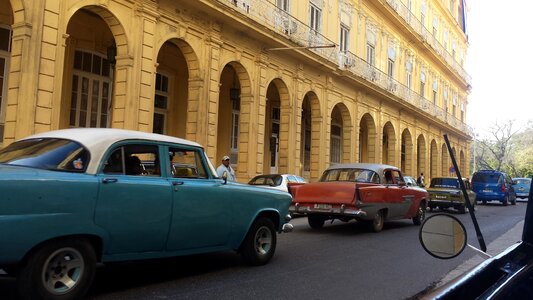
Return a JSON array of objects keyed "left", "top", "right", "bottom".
[{"left": 289, "top": 163, "right": 429, "bottom": 232}]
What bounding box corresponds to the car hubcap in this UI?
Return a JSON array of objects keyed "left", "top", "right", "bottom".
[
  {"left": 254, "top": 226, "right": 272, "bottom": 255},
  {"left": 42, "top": 248, "right": 84, "bottom": 295}
]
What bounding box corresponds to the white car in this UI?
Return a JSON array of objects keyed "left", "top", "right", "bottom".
[{"left": 248, "top": 174, "right": 307, "bottom": 192}]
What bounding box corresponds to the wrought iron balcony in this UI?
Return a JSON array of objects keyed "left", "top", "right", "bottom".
[
  {"left": 383, "top": 0, "right": 471, "bottom": 85},
  {"left": 217, "top": 0, "right": 473, "bottom": 136}
]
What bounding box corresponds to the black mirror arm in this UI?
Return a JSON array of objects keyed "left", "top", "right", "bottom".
[{"left": 444, "top": 134, "right": 487, "bottom": 253}]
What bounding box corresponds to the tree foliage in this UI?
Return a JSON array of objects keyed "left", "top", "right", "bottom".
[{"left": 472, "top": 120, "right": 533, "bottom": 178}]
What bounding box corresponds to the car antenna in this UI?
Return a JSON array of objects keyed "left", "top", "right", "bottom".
[{"left": 444, "top": 134, "right": 487, "bottom": 252}]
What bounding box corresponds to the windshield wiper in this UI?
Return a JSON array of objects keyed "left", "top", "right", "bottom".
[{"left": 444, "top": 134, "right": 487, "bottom": 252}]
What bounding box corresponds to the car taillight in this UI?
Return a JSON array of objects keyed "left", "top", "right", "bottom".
[{"left": 502, "top": 184, "right": 506, "bottom": 193}]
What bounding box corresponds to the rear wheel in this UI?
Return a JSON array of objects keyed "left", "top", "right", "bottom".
[
  {"left": 17, "top": 238, "right": 96, "bottom": 300},
  {"left": 368, "top": 210, "right": 384, "bottom": 232},
  {"left": 241, "top": 218, "right": 277, "bottom": 266},
  {"left": 458, "top": 204, "right": 466, "bottom": 214},
  {"left": 308, "top": 215, "right": 326, "bottom": 229},
  {"left": 511, "top": 197, "right": 517, "bottom": 205}
]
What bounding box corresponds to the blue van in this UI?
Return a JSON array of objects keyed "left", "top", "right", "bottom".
[{"left": 472, "top": 170, "right": 516, "bottom": 205}]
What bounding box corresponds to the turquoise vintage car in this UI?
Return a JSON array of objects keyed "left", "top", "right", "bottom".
[{"left": 0, "top": 128, "right": 293, "bottom": 299}]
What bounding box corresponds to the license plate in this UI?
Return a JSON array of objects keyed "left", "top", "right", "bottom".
[
  {"left": 314, "top": 204, "right": 332, "bottom": 210},
  {"left": 483, "top": 190, "right": 492, "bottom": 193},
  {"left": 435, "top": 195, "right": 447, "bottom": 199}
]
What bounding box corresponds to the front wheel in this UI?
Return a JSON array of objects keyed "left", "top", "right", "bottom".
[
  {"left": 458, "top": 204, "right": 466, "bottom": 214},
  {"left": 413, "top": 203, "right": 426, "bottom": 225},
  {"left": 241, "top": 218, "right": 277, "bottom": 266},
  {"left": 17, "top": 239, "right": 96, "bottom": 300}
]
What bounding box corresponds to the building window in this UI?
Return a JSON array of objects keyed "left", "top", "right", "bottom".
[
  {"left": 443, "top": 31, "right": 448, "bottom": 50},
  {"left": 420, "top": 72, "right": 426, "bottom": 98},
  {"left": 330, "top": 124, "right": 341, "bottom": 164},
  {"left": 406, "top": 60, "right": 413, "bottom": 89},
  {"left": 432, "top": 80, "right": 438, "bottom": 104},
  {"left": 153, "top": 73, "right": 169, "bottom": 134},
  {"left": 309, "top": 3, "right": 321, "bottom": 33},
  {"left": 452, "top": 96, "right": 457, "bottom": 117},
  {"left": 421, "top": 2, "right": 427, "bottom": 28},
  {"left": 387, "top": 47, "right": 396, "bottom": 78},
  {"left": 433, "top": 18, "right": 438, "bottom": 36},
  {"left": 0, "top": 26, "right": 11, "bottom": 143},
  {"left": 340, "top": 25, "right": 349, "bottom": 53},
  {"left": 443, "top": 88, "right": 449, "bottom": 112},
  {"left": 70, "top": 50, "right": 112, "bottom": 128},
  {"left": 366, "top": 43, "right": 375, "bottom": 66},
  {"left": 460, "top": 102, "right": 465, "bottom": 122},
  {"left": 231, "top": 95, "right": 242, "bottom": 163},
  {"left": 276, "top": 0, "right": 290, "bottom": 12}
]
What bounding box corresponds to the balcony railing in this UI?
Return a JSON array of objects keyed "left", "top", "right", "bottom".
[
  {"left": 383, "top": 0, "right": 471, "bottom": 85},
  {"left": 218, "top": 0, "right": 473, "bottom": 136}
]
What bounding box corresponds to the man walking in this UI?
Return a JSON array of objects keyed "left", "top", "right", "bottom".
[{"left": 217, "top": 155, "right": 236, "bottom": 182}]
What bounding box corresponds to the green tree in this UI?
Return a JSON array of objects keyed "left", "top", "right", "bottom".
[{"left": 472, "top": 120, "right": 533, "bottom": 178}]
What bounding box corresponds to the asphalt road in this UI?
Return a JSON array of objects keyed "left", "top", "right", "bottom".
[{"left": 0, "top": 202, "right": 527, "bottom": 300}]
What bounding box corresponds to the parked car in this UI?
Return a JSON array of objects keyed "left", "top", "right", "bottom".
[
  {"left": 0, "top": 128, "right": 293, "bottom": 300},
  {"left": 404, "top": 175, "right": 419, "bottom": 187},
  {"left": 427, "top": 177, "right": 476, "bottom": 214},
  {"left": 419, "top": 177, "right": 533, "bottom": 299},
  {"left": 513, "top": 177, "right": 531, "bottom": 201},
  {"left": 248, "top": 173, "right": 307, "bottom": 192},
  {"left": 289, "top": 163, "right": 429, "bottom": 232},
  {"left": 472, "top": 170, "right": 516, "bottom": 205}
]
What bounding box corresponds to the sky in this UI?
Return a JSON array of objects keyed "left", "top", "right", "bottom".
[{"left": 465, "top": 0, "right": 533, "bottom": 137}]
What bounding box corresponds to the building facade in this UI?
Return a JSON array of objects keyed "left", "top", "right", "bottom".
[{"left": 0, "top": 0, "right": 471, "bottom": 182}]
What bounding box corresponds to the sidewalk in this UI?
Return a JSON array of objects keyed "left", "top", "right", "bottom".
[{"left": 436, "top": 220, "right": 524, "bottom": 287}]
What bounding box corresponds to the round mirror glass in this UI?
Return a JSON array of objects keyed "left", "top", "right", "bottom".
[{"left": 419, "top": 214, "right": 467, "bottom": 259}]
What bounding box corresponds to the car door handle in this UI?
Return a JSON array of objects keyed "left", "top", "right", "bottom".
[
  {"left": 172, "top": 181, "right": 185, "bottom": 186},
  {"left": 102, "top": 178, "right": 118, "bottom": 184}
]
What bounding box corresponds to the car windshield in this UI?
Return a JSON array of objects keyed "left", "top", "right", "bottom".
[
  {"left": 430, "top": 178, "right": 459, "bottom": 188},
  {"left": 0, "top": 138, "right": 90, "bottom": 172},
  {"left": 515, "top": 179, "right": 531, "bottom": 185},
  {"left": 472, "top": 172, "right": 501, "bottom": 183},
  {"left": 249, "top": 175, "right": 283, "bottom": 186},
  {"left": 320, "top": 168, "right": 379, "bottom": 183}
]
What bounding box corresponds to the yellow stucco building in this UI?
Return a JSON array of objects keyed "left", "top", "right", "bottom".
[{"left": 0, "top": 0, "right": 471, "bottom": 182}]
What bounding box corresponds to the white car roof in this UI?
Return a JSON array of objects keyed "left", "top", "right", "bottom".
[{"left": 20, "top": 128, "right": 203, "bottom": 174}]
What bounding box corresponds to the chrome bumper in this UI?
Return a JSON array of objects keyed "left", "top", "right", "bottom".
[
  {"left": 282, "top": 223, "right": 294, "bottom": 233},
  {"left": 289, "top": 203, "right": 367, "bottom": 217}
]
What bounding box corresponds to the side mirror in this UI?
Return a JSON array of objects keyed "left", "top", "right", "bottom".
[
  {"left": 222, "top": 171, "right": 228, "bottom": 184},
  {"left": 419, "top": 214, "right": 467, "bottom": 259}
]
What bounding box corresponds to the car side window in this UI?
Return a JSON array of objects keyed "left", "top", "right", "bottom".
[
  {"left": 103, "top": 144, "right": 160, "bottom": 176},
  {"left": 391, "top": 170, "right": 403, "bottom": 185},
  {"left": 169, "top": 147, "right": 207, "bottom": 179},
  {"left": 288, "top": 175, "right": 297, "bottom": 183},
  {"left": 384, "top": 170, "right": 394, "bottom": 184}
]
